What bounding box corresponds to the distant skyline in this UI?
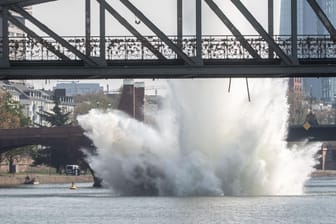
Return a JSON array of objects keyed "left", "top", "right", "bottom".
[
  {"left": 280, "top": 0, "right": 336, "bottom": 35},
  {"left": 279, "top": 0, "right": 336, "bottom": 101}
]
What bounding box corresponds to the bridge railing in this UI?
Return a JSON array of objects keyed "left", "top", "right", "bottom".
[{"left": 2, "top": 35, "right": 336, "bottom": 61}]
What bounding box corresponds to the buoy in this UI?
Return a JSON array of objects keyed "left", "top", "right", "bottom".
[{"left": 70, "top": 182, "right": 77, "bottom": 190}]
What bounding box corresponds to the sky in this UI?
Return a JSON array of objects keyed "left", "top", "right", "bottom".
[{"left": 25, "top": 0, "right": 282, "bottom": 91}]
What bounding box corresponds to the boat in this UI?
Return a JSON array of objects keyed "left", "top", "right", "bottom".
[{"left": 24, "top": 176, "right": 39, "bottom": 185}]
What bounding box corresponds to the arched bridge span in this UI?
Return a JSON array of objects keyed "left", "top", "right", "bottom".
[
  {"left": 0, "top": 125, "right": 336, "bottom": 153},
  {"left": 0, "top": 126, "right": 93, "bottom": 153}
]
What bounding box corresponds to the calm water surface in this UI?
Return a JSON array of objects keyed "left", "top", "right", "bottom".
[{"left": 0, "top": 177, "right": 336, "bottom": 224}]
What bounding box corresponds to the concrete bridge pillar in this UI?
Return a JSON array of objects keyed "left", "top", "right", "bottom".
[
  {"left": 134, "top": 81, "right": 144, "bottom": 121},
  {"left": 118, "top": 79, "right": 144, "bottom": 121},
  {"left": 118, "top": 79, "right": 135, "bottom": 117}
]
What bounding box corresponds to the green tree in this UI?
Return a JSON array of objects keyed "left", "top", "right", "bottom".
[
  {"left": 0, "top": 91, "right": 30, "bottom": 128},
  {"left": 36, "top": 98, "right": 72, "bottom": 127},
  {"left": 1, "top": 146, "right": 35, "bottom": 174},
  {"left": 31, "top": 145, "right": 88, "bottom": 174},
  {"left": 0, "top": 91, "right": 31, "bottom": 173},
  {"left": 31, "top": 146, "right": 66, "bottom": 174},
  {"left": 33, "top": 98, "right": 75, "bottom": 173}
]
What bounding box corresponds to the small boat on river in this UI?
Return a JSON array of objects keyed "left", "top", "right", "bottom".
[{"left": 24, "top": 176, "right": 39, "bottom": 185}]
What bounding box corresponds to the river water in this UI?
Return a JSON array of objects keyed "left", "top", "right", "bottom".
[{"left": 0, "top": 177, "right": 335, "bottom": 224}]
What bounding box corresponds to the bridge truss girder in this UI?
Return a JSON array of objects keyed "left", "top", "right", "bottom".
[
  {"left": 1, "top": 0, "right": 336, "bottom": 79},
  {"left": 307, "top": 0, "right": 336, "bottom": 42},
  {"left": 0, "top": 0, "right": 56, "bottom": 8},
  {"left": 2, "top": 61, "right": 336, "bottom": 79}
]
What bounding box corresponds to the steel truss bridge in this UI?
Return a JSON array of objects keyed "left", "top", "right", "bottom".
[{"left": 1, "top": 0, "right": 336, "bottom": 79}]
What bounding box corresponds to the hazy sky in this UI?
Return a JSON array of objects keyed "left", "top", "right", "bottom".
[
  {"left": 31, "top": 0, "right": 281, "bottom": 35},
  {"left": 26, "top": 0, "right": 281, "bottom": 90}
]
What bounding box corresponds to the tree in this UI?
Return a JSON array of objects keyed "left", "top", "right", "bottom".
[
  {"left": 0, "top": 91, "right": 30, "bottom": 128},
  {"left": 31, "top": 144, "right": 89, "bottom": 174},
  {"left": 31, "top": 146, "right": 67, "bottom": 174},
  {"left": 36, "top": 98, "right": 72, "bottom": 127},
  {"left": 33, "top": 97, "right": 75, "bottom": 173},
  {"left": 2, "top": 146, "right": 35, "bottom": 174},
  {"left": 0, "top": 91, "right": 31, "bottom": 173}
]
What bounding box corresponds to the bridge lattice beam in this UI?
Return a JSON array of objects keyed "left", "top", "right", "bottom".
[
  {"left": 119, "top": 0, "right": 196, "bottom": 65},
  {"left": 177, "top": 0, "right": 182, "bottom": 50},
  {"left": 268, "top": 0, "right": 274, "bottom": 59},
  {"left": 307, "top": 0, "right": 336, "bottom": 42},
  {"left": 0, "top": 0, "right": 336, "bottom": 78},
  {"left": 204, "top": 0, "right": 260, "bottom": 59},
  {"left": 0, "top": 6, "right": 9, "bottom": 67},
  {"left": 10, "top": 5, "right": 99, "bottom": 66},
  {"left": 231, "top": 0, "right": 294, "bottom": 65},
  {"left": 0, "top": 0, "right": 56, "bottom": 7},
  {"left": 96, "top": 0, "right": 166, "bottom": 61},
  {"left": 2, "top": 62, "right": 336, "bottom": 79},
  {"left": 7, "top": 13, "right": 70, "bottom": 61},
  {"left": 291, "top": 0, "right": 298, "bottom": 62},
  {"left": 85, "top": 0, "right": 91, "bottom": 57}
]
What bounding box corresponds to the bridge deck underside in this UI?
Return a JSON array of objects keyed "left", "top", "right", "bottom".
[{"left": 1, "top": 58, "right": 335, "bottom": 79}]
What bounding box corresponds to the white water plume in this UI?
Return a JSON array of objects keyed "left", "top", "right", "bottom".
[{"left": 78, "top": 79, "right": 319, "bottom": 196}]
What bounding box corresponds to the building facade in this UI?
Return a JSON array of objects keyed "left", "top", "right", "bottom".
[
  {"left": 55, "top": 82, "right": 103, "bottom": 96},
  {"left": 0, "top": 81, "right": 75, "bottom": 127}
]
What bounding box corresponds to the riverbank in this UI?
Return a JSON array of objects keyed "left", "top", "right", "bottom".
[
  {"left": 0, "top": 174, "right": 93, "bottom": 186},
  {"left": 311, "top": 170, "right": 336, "bottom": 177},
  {"left": 0, "top": 170, "right": 334, "bottom": 186}
]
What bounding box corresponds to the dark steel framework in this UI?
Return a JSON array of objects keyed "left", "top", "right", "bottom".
[{"left": 1, "top": 0, "right": 336, "bottom": 79}]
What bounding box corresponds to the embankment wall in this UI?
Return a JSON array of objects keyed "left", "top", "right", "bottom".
[{"left": 0, "top": 174, "right": 93, "bottom": 186}]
